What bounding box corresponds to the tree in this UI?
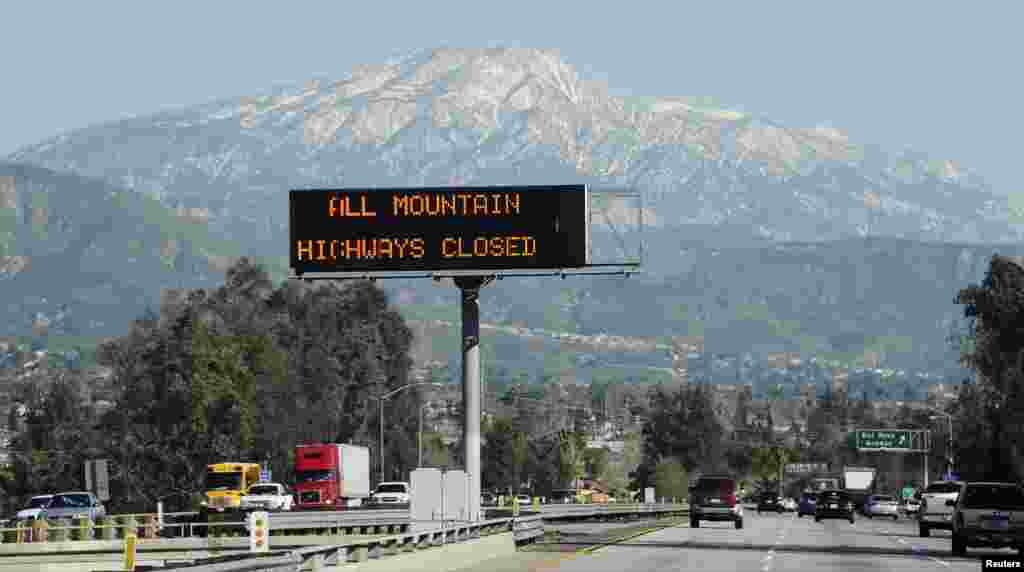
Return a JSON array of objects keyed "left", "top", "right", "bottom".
[
  {"left": 525, "top": 434, "right": 561, "bottom": 498},
  {"left": 78, "top": 258, "right": 419, "bottom": 511},
  {"left": 723, "top": 442, "right": 753, "bottom": 477},
  {"left": 583, "top": 447, "right": 610, "bottom": 482},
  {"left": 419, "top": 433, "right": 452, "bottom": 469},
  {"left": 751, "top": 446, "right": 799, "bottom": 486},
  {"left": 653, "top": 458, "right": 689, "bottom": 501},
  {"left": 512, "top": 432, "right": 529, "bottom": 490},
  {"left": 558, "top": 431, "right": 587, "bottom": 489},
  {"left": 482, "top": 417, "right": 516, "bottom": 493},
  {"left": 9, "top": 371, "right": 97, "bottom": 497},
  {"left": 954, "top": 255, "right": 1024, "bottom": 480},
  {"left": 641, "top": 384, "right": 724, "bottom": 473},
  {"left": 609, "top": 430, "right": 643, "bottom": 496}
]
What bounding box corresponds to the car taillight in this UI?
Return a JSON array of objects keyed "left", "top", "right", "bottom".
[{"left": 726, "top": 493, "right": 736, "bottom": 507}]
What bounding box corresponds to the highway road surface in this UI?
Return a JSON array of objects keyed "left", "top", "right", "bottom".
[{"left": 464, "top": 510, "right": 1022, "bottom": 572}]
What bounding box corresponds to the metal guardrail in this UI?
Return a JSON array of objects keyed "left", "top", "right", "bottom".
[
  {"left": 512, "top": 515, "right": 545, "bottom": 543},
  {"left": 0, "top": 503, "right": 686, "bottom": 545},
  {"left": 493, "top": 502, "right": 689, "bottom": 519},
  {"left": 0, "top": 504, "right": 689, "bottom": 572},
  {"left": 168, "top": 504, "right": 689, "bottom": 571},
  {"left": 158, "top": 517, "right": 519, "bottom": 571}
]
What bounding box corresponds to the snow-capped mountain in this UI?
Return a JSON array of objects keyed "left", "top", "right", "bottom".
[
  {"left": 1, "top": 47, "right": 1019, "bottom": 382},
  {"left": 7, "top": 47, "right": 1022, "bottom": 247}
]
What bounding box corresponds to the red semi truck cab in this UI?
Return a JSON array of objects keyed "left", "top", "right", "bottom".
[{"left": 293, "top": 443, "right": 371, "bottom": 509}]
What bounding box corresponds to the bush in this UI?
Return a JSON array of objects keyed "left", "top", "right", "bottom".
[{"left": 653, "top": 458, "right": 688, "bottom": 501}]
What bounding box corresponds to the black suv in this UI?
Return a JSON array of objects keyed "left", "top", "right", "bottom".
[
  {"left": 689, "top": 475, "right": 743, "bottom": 529},
  {"left": 757, "top": 492, "right": 783, "bottom": 514},
  {"left": 815, "top": 489, "right": 855, "bottom": 523}
]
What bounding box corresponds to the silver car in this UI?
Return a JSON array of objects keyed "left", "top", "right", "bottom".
[
  {"left": 918, "top": 481, "right": 962, "bottom": 536},
  {"left": 949, "top": 482, "right": 1024, "bottom": 556},
  {"left": 865, "top": 494, "right": 900, "bottom": 520},
  {"left": 40, "top": 492, "right": 106, "bottom": 522},
  {"left": 16, "top": 495, "right": 53, "bottom": 521}
]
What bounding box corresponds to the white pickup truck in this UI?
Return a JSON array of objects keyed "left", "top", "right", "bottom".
[{"left": 241, "top": 482, "right": 294, "bottom": 512}]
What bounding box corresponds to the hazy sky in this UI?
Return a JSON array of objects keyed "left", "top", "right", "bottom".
[{"left": 3, "top": 1, "right": 1020, "bottom": 194}]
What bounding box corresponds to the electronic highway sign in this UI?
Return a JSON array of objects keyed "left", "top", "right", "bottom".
[{"left": 289, "top": 185, "right": 590, "bottom": 275}]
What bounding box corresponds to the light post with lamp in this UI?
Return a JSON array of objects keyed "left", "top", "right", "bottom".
[
  {"left": 418, "top": 400, "right": 438, "bottom": 468},
  {"left": 368, "top": 382, "right": 443, "bottom": 485}
]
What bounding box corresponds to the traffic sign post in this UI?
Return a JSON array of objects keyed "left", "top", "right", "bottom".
[
  {"left": 853, "top": 428, "right": 931, "bottom": 488},
  {"left": 290, "top": 185, "right": 643, "bottom": 523}
]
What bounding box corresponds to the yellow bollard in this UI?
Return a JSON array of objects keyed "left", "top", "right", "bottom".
[
  {"left": 532, "top": 497, "right": 540, "bottom": 512},
  {"left": 512, "top": 496, "right": 520, "bottom": 517},
  {"left": 123, "top": 532, "right": 137, "bottom": 571}
]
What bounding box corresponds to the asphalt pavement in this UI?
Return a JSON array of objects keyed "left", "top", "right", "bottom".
[{"left": 457, "top": 509, "right": 1023, "bottom": 572}]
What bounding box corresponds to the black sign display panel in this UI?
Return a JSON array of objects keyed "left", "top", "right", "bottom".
[{"left": 289, "top": 185, "right": 590, "bottom": 274}]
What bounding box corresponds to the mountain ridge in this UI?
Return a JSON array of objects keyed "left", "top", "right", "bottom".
[
  {"left": 6, "top": 47, "right": 1019, "bottom": 246},
  {"left": 0, "top": 47, "right": 1016, "bottom": 390}
]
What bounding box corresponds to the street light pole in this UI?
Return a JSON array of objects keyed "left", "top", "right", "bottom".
[
  {"left": 418, "top": 401, "right": 432, "bottom": 468},
  {"left": 370, "top": 381, "right": 444, "bottom": 486}
]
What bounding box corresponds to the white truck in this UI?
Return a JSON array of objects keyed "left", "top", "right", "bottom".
[
  {"left": 240, "top": 482, "right": 294, "bottom": 512},
  {"left": 843, "top": 467, "right": 877, "bottom": 491},
  {"left": 842, "top": 466, "right": 877, "bottom": 514}
]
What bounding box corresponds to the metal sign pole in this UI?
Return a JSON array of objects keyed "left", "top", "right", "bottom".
[
  {"left": 456, "top": 276, "right": 486, "bottom": 523},
  {"left": 923, "top": 430, "right": 930, "bottom": 488}
]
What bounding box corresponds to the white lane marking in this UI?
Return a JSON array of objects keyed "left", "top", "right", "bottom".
[{"left": 929, "top": 556, "right": 950, "bottom": 567}]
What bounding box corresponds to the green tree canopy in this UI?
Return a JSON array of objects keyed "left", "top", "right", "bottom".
[
  {"left": 954, "top": 255, "right": 1024, "bottom": 480},
  {"left": 641, "top": 384, "right": 724, "bottom": 473},
  {"left": 81, "top": 258, "right": 418, "bottom": 511}
]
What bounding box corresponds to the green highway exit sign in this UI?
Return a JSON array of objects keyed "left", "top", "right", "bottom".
[{"left": 856, "top": 430, "right": 912, "bottom": 450}]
